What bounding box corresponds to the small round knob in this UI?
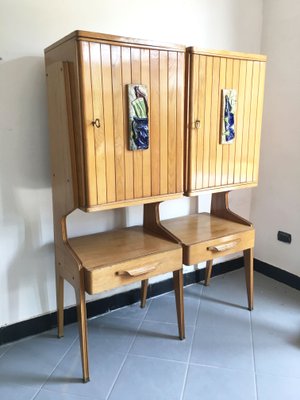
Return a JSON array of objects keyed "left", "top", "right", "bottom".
[{"left": 92, "top": 118, "right": 100, "bottom": 128}]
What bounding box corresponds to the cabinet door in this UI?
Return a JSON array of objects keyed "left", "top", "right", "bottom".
[
  {"left": 79, "top": 40, "right": 185, "bottom": 210},
  {"left": 187, "top": 51, "right": 266, "bottom": 194}
]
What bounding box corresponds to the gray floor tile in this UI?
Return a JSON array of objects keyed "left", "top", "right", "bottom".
[
  {"left": 108, "top": 355, "right": 186, "bottom": 400},
  {"left": 145, "top": 286, "right": 200, "bottom": 326},
  {"left": 252, "top": 314, "right": 300, "bottom": 378},
  {"left": 43, "top": 344, "right": 125, "bottom": 399},
  {"left": 130, "top": 320, "right": 194, "bottom": 362},
  {"left": 0, "top": 383, "right": 39, "bottom": 400},
  {"left": 183, "top": 364, "right": 256, "bottom": 400},
  {"left": 87, "top": 315, "right": 141, "bottom": 353},
  {"left": 192, "top": 299, "right": 254, "bottom": 371},
  {"left": 108, "top": 299, "right": 151, "bottom": 320},
  {"left": 256, "top": 373, "right": 300, "bottom": 400},
  {"left": 202, "top": 268, "right": 250, "bottom": 310},
  {"left": 0, "top": 324, "right": 78, "bottom": 389},
  {"left": 34, "top": 388, "right": 99, "bottom": 400}
]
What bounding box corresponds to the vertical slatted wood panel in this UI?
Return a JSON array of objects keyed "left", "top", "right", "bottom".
[
  {"left": 227, "top": 59, "right": 240, "bottom": 184},
  {"left": 221, "top": 58, "right": 233, "bottom": 186},
  {"left": 176, "top": 52, "right": 184, "bottom": 193},
  {"left": 195, "top": 56, "right": 206, "bottom": 190},
  {"left": 141, "top": 49, "right": 151, "bottom": 197},
  {"left": 121, "top": 46, "right": 134, "bottom": 200},
  {"left": 79, "top": 41, "right": 185, "bottom": 209},
  {"left": 234, "top": 60, "right": 247, "bottom": 183},
  {"left": 159, "top": 51, "right": 168, "bottom": 195},
  {"left": 79, "top": 42, "right": 98, "bottom": 205},
  {"left": 188, "top": 54, "right": 199, "bottom": 191},
  {"left": 100, "top": 44, "right": 116, "bottom": 202},
  {"left": 187, "top": 49, "right": 265, "bottom": 194},
  {"left": 111, "top": 46, "right": 125, "bottom": 201},
  {"left": 208, "top": 57, "right": 221, "bottom": 188},
  {"left": 168, "top": 52, "right": 178, "bottom": 194},
  {"left": 215, "top": 57, "right": 226, "bottom": 187},
  {"left": 149, "top": 49, "right": 160, "bottom": 196},
  {"left": 89, "top": 43, "right": 107, "bottom": 204},
  {"left": 253, "top": 63, "right": 266, "bottom": 182}
]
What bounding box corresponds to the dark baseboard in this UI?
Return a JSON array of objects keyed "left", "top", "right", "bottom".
[
  {"left": 0, "top": 257, "right": 243, "bottom": 346},
  {"left": 254, "top": 259, "right": 300, "bottom": 291}
]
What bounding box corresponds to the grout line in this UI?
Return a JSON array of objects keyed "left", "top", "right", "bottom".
[
  {"left": 105, "top": 316, "right": 145, "bottom": 399},
  {"left": 179, "top": 283, "right": 204, "bottom": 400},
  {"left": 31, "top": 334, "right": 79, "bottom": 400},
  {"left": 250, "top": 310, "right": 259, "bottom": 400}
]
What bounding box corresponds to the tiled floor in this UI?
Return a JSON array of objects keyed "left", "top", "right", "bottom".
[{"left": 1, "top": 269, "right": 300, "bottom": 400}]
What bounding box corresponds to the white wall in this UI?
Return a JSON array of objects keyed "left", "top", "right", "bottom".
[
  {"left": 250, "top": 0, "right": 300, "bottom": 275},
  {"left": 0, "top": 0, "right": 263, "bottom": 327}
]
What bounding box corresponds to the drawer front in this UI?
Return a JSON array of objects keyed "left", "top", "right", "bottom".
[
  {"left": 84, "top": 248, "right": 182, "bottom": 294},
  {"left": 183, "top": 229, "right": 254, "bottom": 265}
]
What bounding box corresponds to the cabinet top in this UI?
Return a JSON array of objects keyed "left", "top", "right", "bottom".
[
  {"left": 44, "top": 30, "right": 186, "bottom": 53},
  {"left": 187, "top": 46, "right": 267, "bottom": 62}
]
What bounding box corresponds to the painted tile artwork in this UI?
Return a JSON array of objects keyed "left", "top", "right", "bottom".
[
  {"left": 128, "top": 84, "right": 149, "bottom": 150},
  {"left": 221, "top": 89, "right": 237, "bottom": 144}
]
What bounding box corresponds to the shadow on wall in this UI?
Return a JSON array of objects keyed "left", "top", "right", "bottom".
[{"left": 0, "top": 56, "right": 55, "bottom": 324}]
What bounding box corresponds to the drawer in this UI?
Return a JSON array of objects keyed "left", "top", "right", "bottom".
[
  {"left": 84, "top": 247, "right": 182, "bottom": 294},
  {"left": 183, "top": 229, "right": 255, "bottom": 265}
]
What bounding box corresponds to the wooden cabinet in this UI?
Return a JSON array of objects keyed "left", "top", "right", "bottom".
[
  {"left": 44, "top": 31, "right": 186, "bottom": 383},
  {"left": 45, "top": 31, "right": 185, "bottom": 211},
  {"left": 186, "top": 47, "right": 266, "bottom": 194},
  {"left": 44, "top": 31, "right": 266, "bottom": 382}
]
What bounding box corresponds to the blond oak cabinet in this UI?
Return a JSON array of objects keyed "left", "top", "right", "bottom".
[
  {"left": 45, "top": 31, "right": 186, "bottom": 383},
  {"left": 45, "top": 31, "right": 266, "bottom": 383},
  {"left": 186, "top": 48, "right": 266, "bottom": 194},
  {"left": 142, "top": 48, "right": 266, "bottom": 311}
]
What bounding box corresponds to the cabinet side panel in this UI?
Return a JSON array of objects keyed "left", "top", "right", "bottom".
[{"left": 45, "top": 39, "right": 83, "bottom": 207}]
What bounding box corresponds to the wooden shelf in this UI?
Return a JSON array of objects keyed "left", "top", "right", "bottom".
[
  {"left": 68, "top": 226, "right": 182, "bottom": 294},
  {"left": 162, "top": 213, "right": 254, "bottom": 265}
]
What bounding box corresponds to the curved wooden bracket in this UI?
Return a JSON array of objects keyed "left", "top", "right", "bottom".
[{"left": 211, "top": 191, "right": 252, "bottom": 227}]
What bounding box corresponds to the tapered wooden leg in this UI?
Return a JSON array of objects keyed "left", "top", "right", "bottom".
[
  {"left": 204, "top": 260, "right": 213, "bottom": 286},
  {"left": 244, "top": 248, "right": 254, "bottom": 311},
  {"left": 55, "top": 269, "right": 64, "bottom": 338},
  {"left": 75, "top": 285, "right": 90, "bottom": 383},
  {"left": 173, "top": 269, "right": 185, "bottom": 340},
  {"left": 140, "top": 279, "right": 148, "bottom": 308}
]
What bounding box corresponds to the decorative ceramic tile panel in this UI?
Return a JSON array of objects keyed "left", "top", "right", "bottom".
[
  {"left": 128, "top": 84, "right": 149, "bottom": 150},
  {"left": 221, "top": 89, "right": 237, "bottom": 144}
]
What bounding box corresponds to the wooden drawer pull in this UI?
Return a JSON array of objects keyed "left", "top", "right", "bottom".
[
  {"left": 207, "top": 240, "right": 240, "bottom": 252},
  {"left": 116, "top": 264, "right": 157, "bottom": 277}
]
